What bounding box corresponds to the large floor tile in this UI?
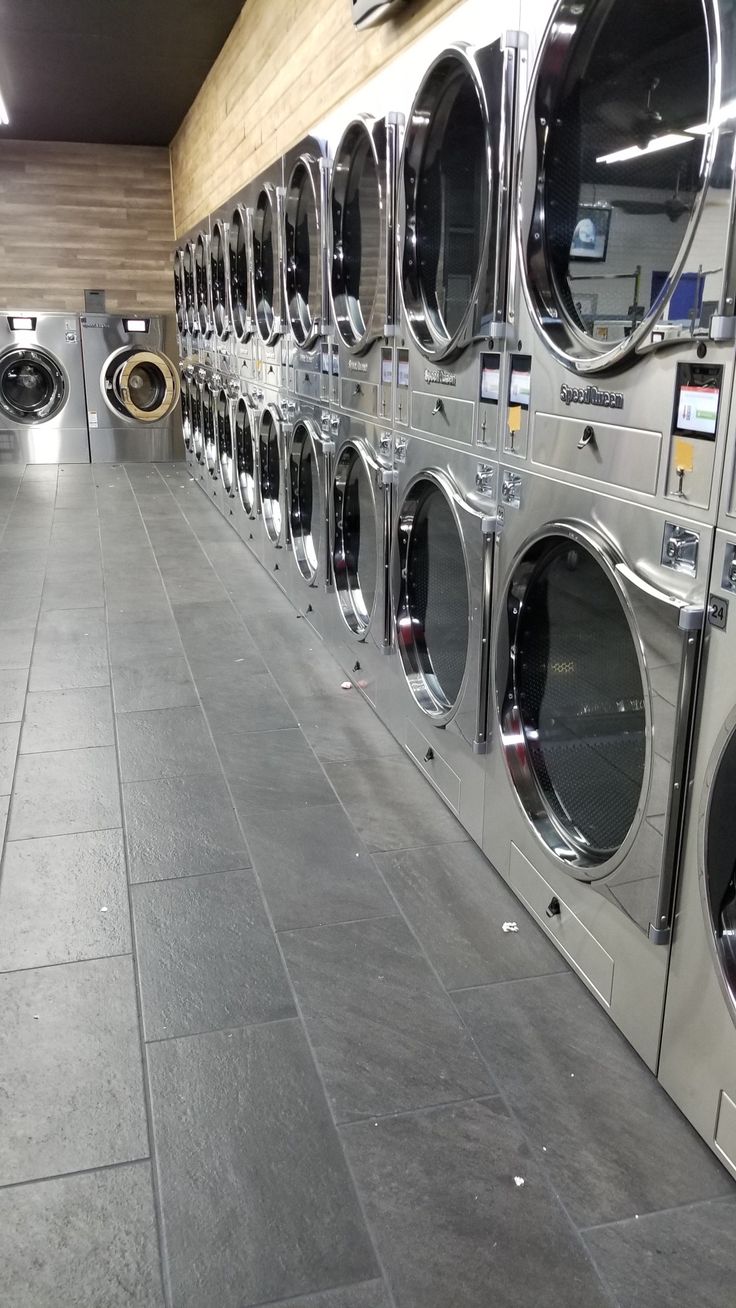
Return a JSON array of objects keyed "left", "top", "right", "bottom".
[
  {"left": 0, "top": 619, "right": 37, "bottom": 669},
  {"left": 249, "top": 613, "right": 344, "bottom": 699},
  {"left": 374, "top": 842, "right": 567, "bottom": 991},
  {"left": 41, "top": 572, "right": 104, "bottom": 611},
  {"left": 583, "top": 1196, "right": 736, "bottom": 1308},
  {"left": 20, "top": 685, "right": 114, "bottom": 753},
  {"left": 225, "top": 728, "right": 334, "bottom": 812},
  {"left": 245, "top": 803, "right": 394, "bottom": 930},
  {"left": 292, "top": 691, "right": 403, "bottom": 764},
  {"left": 112, "top": 654, "right": 198, "bottom": 713},
  {"left": 123, "top": 773, "right": 249, "bottom": 881},
  {"left": 456, "top": 973, "right": 734, "bottom": 1226},
  {"left": 8, "top": 745, "right": 120, "bottom": 839},
  {"left": 0, "top": 1161, "right": 164, "bottom": 1308},
  {"left": 0, "top": 955, "right": 148, "bottom": 1185},
  {"left": 116, "top": 705, "right": 219, "bottom": 783},
  {"left": 0, "top": 829, "right": 130, "bottom": 970},
  {"left": 133, "top": 871, "right": 294, "bottom": 1040},
  {"left": 0, "top": 667, "right": 27, "bottom": 722},
  {"left": 0, "top": 792, "right": 9, "bottom": 846},
  {"left": 258, "top": 1284, "right": 390, "bottom": 1308},
  {"left": 29, "top": 607, "right": 109, "bottom": 691},
  {"left": 323, "top": 756, "right": 467, "bottom": 852},
  {"left": 341, "top": 1099, "right": 611, "bottom": 1308},
  {"left": 107, "top": 617, "right": 182, "bottom": 666},
  {"left": 280, "top": 916, "right": 493, "bottom": 1122},
  {"left": 199, "top": 667, "right": 296, "bottom": 733},
  {"left": 147, "top": 1019, "right": 377, "bottom": 1308},
  {"left": 0, "top": 719, "right": 21, "bottom": 791}
]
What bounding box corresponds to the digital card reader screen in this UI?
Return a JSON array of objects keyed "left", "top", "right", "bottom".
[
  {"left": 480, "top": 352, "right": 500, "bottom": 403},
  {"left": 672, "top": 362, "right": 723, "bottom": 441}
]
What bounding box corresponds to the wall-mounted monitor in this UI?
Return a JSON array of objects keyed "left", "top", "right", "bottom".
[{"left": 570, "top": 205, "right": 612, "bottom": 262}]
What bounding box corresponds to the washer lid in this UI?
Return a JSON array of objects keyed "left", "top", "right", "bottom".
[
  {"left": 0, "top": 346, "right": 66, "bottom": 423},
  {"left": 117, "top": 350, "right": 180, "bottom": 423},
  {"left": 519, "top": 0, "right": 722, "bottom": 373}
]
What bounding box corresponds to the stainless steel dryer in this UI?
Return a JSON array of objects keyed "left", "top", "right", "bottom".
[
  {"left": 491, "top": 0, "right": 736, "bottom": 1068},
  {"left": 256, "top": 386, "right": 291, "bottom": 589},
  {"left": 329, "top": 414, "right": 394, "bottom": 711},
  {"left": 182, "top": 233, "right": 200, "bottom": 361},
  {"left": 195, "top": 222, "right": 216, "bottom": 368},
  {"left": 180, "top": 359, "right": 197, "bottom": 473},
  {"left": 0, "top": 311, "right": 89, "bottom": 464},
  {"left": 394, "top": 37, "right": 522, "bottom": 457},
  {"left": 384, "top": 432, "right": 496, "bottom": 842},
  {"left": 251, "top": 161, "right": 286, "bottom": 394},
  {"left": 282, "top": 136, "right": 336, "bottom": 636},
  {"left": 228, "top": 186, "right": 257, "bottom": 385},
  {"left": 80, "top": 314, "right": 183, "bottom": 463}
]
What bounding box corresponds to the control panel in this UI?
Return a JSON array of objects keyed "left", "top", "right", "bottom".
[{"left": 666, "top": 361, "right": 723, "bottom": 509}]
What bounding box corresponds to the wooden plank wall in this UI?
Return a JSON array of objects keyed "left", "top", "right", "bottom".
[
  {"left": 171, "top": 0, "right": 465, "bottom": 238},
  {"left": 0, "top": 140, "right": 175, "bottom": 312}
]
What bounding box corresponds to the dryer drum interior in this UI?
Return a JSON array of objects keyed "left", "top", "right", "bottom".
[
  {"left": 523, "top": 0, "right": 710, "bottom": 361},
  {"left": 400, "top": 50, "right": 490, "bottom": 352},
  {"left": 333, "top": 442, "right": 378, "bottom": 633},
  {"left": 704, "top": 728, "right": 736, "bottom": 1011},
  {"left": 501, "top": 534, "right": 647, "bottom": 870},
  {"left": 289, "top": 420, "right": 322, "bottom": 581},
  {"left": 202, "top": 385, "right": 217, "bottom": 473},
  {"left": 191, "top": 384, "right": 204, "bottom": 460},
  {"left": 285, "top": 161, "right": 321, "bottom": 346},
  {"left": 235, "top": 398, "right": 256, "bottom": 514},
  {"left": 229, "top": 207, "right": 250, "bottom": 341},
  {"left": 396, "top": 477, "right": 470, "bottom": 715},
  {"left": 103, "top": 349, "right": 179, "bottom": 424},
  {"left": 216, "top": 389, "right": 234, "bottom": 491},
  {"left": 259, "top": 408, "right": 282, "bottom": 540},
  {"left": 252, "top": 189, "right": 277, "bottom": 341},
  {"left": 195, "top": 234, "right": 211, "bottom": 334},
  {"left": 331, "top": 122, "right": 381, "bottom": 348},
  {"left": 0, "top": 347, "right": 66, "bottom": 423},
  {"left": 210, "top": 221, "right": 231, "bottom": 339}
]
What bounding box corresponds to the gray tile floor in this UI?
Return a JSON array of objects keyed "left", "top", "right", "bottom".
[{"left": 0, "top": 460, "right": 733, "bottom": 1308}]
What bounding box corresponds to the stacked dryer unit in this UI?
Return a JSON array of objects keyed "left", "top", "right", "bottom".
[
  {"left": 282, "top": 138, "right": 336, "bottom": 638},
  {"left": 384, "top": 36, "right": 522, "bottom": 844},
  {"left": 483, "top": 0, "right": 736, "bottom": 1072},
  {"left": 227, "top": 184, "right": 261, "bottom": 543},
  {"left": 209, "top": 203, "right": 240, "bottom": 510},
  {"left": 326, "top": 113, "right": 401, "bottom": 712}
]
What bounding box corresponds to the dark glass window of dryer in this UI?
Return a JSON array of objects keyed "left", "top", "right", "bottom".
[
  {"left": 253, "top": 194, "right": 275, "bottom": 333},
  {"left": 411, "top": 73, "right": 486, "bottom": 341},
  {"left": 542, "top": 0, "right": 709, "bottom": 334},
  {"left": 341, "top": 139, "right": 381, "bottom": 339},
  {"left": 289, "top": 170, "right": 317, "bottom": 325}
]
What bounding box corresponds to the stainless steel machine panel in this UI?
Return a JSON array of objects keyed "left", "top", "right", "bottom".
[
  {"left": 80, "top": 314, "right": 183, "bottom": 463},
  {"left": 283, "top": 395, "right": 335, "bottom": 638},
  {"left": 0, "top": 311, "right": 89, "bottom": 465}
]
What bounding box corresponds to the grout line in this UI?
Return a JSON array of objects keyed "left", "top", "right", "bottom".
[
  {"left": 0, "top": 950, "right": 132, "bottom": 978},
  {"left": 143, "top": 1013, "right": 300, "bottom": 1048},
  {"left": 447, "top": 970, "right": 573, "bottom": 997},
  {"left": 579, "top": 1190, "right": 736, "bottom": 1235},
  {"left": 130, "top": 865, "right": 253, "bottom": 888},
  {"left": 0, "top": 1154, "right": 151, "bottom": 1195},
  {"left": 243, "top": 1277, "right": 386, "bottom": 1308}
]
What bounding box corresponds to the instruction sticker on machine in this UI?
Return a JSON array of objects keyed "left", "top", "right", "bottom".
[{"left": 88, "top": 411, "right": 98, "bottom": 428}]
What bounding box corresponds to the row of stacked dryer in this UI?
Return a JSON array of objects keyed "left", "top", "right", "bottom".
[{"left": 173, "top": 0, "right": 736, "bottom": 1179}]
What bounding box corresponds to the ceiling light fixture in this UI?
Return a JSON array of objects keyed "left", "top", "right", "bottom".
[
  {"left": 0, "top": 88, "right": 9, "bottom": 126},
  {"left": 597, "top": 133, "right": 691, "bottom": 165}
]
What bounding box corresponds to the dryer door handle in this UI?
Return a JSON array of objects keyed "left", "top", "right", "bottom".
[{"left": 615, "top": 563, "right": 704, "bottom": 631}]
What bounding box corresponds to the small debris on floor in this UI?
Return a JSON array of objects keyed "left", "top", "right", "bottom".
[
  {"left": 502, "top": 921, "right": 519, "bottom": 933},
  {"left": 340, "top": 681, "right": 352, "bottom": 690},
  {"left": 100, "top": 906, "right": 108, "bottom": 913},
  {"left": 513, "top": 1176, "right": 525, "bottom": 1188}
]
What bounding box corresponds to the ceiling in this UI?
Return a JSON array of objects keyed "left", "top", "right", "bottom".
[{"left": 0, "top": 0, "right": 244, "bottom": 146}]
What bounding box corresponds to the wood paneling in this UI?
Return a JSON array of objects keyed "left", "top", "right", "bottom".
[
  {"left": 0, "top": 140, "right": 175, "bottom": 312},
  {"left": 170, "top": 0, "right": 466, "bottom": 238}
]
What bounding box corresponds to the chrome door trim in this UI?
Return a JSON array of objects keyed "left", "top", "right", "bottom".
[
  {"left": 698, "top": 701, "right": 736, "bottom": 1022},
  {"left": 183, "top": 241, "right": 198, "bottom": 335},
  {"left": 202, "top": 379, "right": 218, "bottom": 477},
  {"left": 234, "top": 394, "right": 258, "bottom": 517},
  {"left": 210, "top": 219, "right": 232, "bottom": 342},
  {"left": 283, "top": 154, "right": 326, "bottom": 350},
  {"left": 287, "top": 414, "right": 332, "bottom": 585},
  {"left": 251, "top": 184, "right": 283, "bottom": 347},
  {"left": 229, "top": 205, "right": 254, "bottom": 343},
  {"left": 195, "top": 231, "right": 214, "bottom": 339},
  {"left": 216, "top": 387, "right": 235, "bottom": 494},
  {"left": 173, "top": 248, "right": 185, "bottom": 333},
  {"left": 258, "top": 400, "right": 289, "bottom": 545},
  {"left": 0, "top": 346, "right": 67, "bottom": 423},
  {"left": 516, "top": 0, "right": 729, "bottom": 374},
  {"left": 332, "top": 436, "right": 387, "bottom": 637}
]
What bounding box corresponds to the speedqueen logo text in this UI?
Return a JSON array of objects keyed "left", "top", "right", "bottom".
[
  {"left": 424, "top": 367, "right": 457, "bottom": 386},
  {"left": 348, "top": 359, "right": 369, "bottom": 373},
  {"left": 560, "top": 383, "right": 624, "bottom": 410}
]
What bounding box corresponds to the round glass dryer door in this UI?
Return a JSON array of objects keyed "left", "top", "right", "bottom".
[
  {"left": 235, "top": 397, "right": 256, "bottom": 514},
  {"left": 195, "top": 232, "right": 212, "bottom": 335},
  {"left": 400, "top": 49, "right": 490, "bottom": 357},
  {"left": 289, "top": 420, "right": 322, "bottom": 582},
  {"left": 520, "top": 0, "right": 711, "bottom": 369},
  {"left": 103, "top": 349, "right": 180, "bottom": 424},
  {"left": 285, "top": 160, "right": 321, "bottom": 347},
  {"left": 259, "top": 408, "right": 283, "bottom": 540},
  {"left": 181, "top": 377, "right": 192, "bottom": 451},
  {"left": 210, "top": 220, "right": 231, "bottom": 340},
  {"left": 500, "top": 532, "right": 648, "bottom": 873},
  {"left": 333, "top": 442, "right": 378, "bottom": 634},
  {"left": 183, "top": 242, "right": 197, "bottom": 332},
  {"left": 395, "top": 476, "right": 470, "bottom": 716},
  {"left": 704, "top": 724, "right": 736, "bottom": 1013},
  {"left": 216, "top": 389, "right": 233, "bottom": 491},
  {"left": 229, "top": 207, "right": 250, "bottom": 342},
  {"left": 202, "top": 385, "right": 217, "bottom": 474},
  {"left": 252, "top": 189, "right": 278, "bottom": 344},
  {"left": 191, "top": 384, "right": 204, "bottom": 461},
  {"left": 330, "top": 121, "right": 382, "bottom": 350},
  {"left": 0, "top": 347, "right": 66, "bottom": 424}
]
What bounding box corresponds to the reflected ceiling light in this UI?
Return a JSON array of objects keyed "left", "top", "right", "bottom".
[
  {"left": 686, "top": 98, "right": 736, "bottom": 134},
  {"left": 0, "top": 88, "right": 9, "bottom": 126},
  {"left": 596, "top": 133, "right": 691, "bottom": 165}
]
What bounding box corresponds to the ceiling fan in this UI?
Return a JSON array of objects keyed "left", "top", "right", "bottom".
[{"left": 611, "top": 167, "right": 689, "bottom": 223}]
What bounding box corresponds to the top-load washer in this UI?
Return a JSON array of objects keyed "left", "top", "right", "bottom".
[
  {"left": 281, "top": 137, "right": 336, "bottom": 637},
  {"left": 481, "top": 0, "right": 736, "bottom": 1070},
  {"left": 80, "top": 313, "right": 183, "bottom": 463},
  {"left": 327, "top": 114, "right": 401, "bottom": 701},
  {"left": 382, "top": 34, "right": 523, "bottom": 843},
  {"left": 0, "top": 311, "right": 89, "bottom": 464}
]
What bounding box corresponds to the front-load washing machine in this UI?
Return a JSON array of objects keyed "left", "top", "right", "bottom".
[
  {"left": 0, "top": 311, "right": 89, "bottom": 464},
  {"left": 80, "top": 313, "right": 183, "bottom": 463},
  {"left": 329, "top": 414, "right": 394, "bottom": 713},
  {"left": 251, "top": 161, "right": 287, "bottom": 394},
  {"left": 394, "top": 36, "right": 523, "bottom": 458},
  {"left": 284, "top": 397, "right": 335, "bottom": 639},
  {"left": 384, "top": 432, "right": 497, "bottom": 843},
  {"left": 329, "top": 113, "right": 401, "bottom": 432}
]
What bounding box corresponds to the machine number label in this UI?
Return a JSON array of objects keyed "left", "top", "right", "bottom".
[{"left": 708, "top": 594, "right": 728, "bottom": 630}]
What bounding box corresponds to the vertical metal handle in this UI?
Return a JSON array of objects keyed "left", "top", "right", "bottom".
[
  {"left": 473, "top": 524, "right": 495, "bottom": 755},
  {"left": 382, "top": 477, "right": 393, "bottom": 651},
  {"left": 648, "top": 611, "right": 705, "bottom": 944}
]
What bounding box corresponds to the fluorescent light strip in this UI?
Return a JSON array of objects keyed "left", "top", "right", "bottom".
[
  {"left": 597, "top": 133, "right": 691, "bottom": 165},
  {"left": 0, "top": 88, "right": 8, "bottom": 126}
]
